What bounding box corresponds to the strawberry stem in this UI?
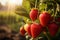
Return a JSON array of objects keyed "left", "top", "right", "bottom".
[
  {"left": 53, "top": 2, "right": 57, "bottom": 22},
  {"left": 43, "top": 27, "right": 53, "bottom": 40},
  {"left": 35, "top": 0, "right": 37, "bottom": 8},
  {"left": 30, "top": 38, "right": 38, "bottom": 40},
  {"left": 54, "top": 3, "right": 58, "bottom": 17},
  {"left": 43, "top": 29, "right": 51, "bottom": 40},
  {"left": 59, "top": 5, "right": 60, "bottom": 12},
  {"left": 53, "top": 3, "right": 59, "bottom": 22},
  {"left": 57, "top": 3, "right": 60, "bottom": 12},
  {"left": 45, "top": 3, "right": 47, "bottom": 11}
]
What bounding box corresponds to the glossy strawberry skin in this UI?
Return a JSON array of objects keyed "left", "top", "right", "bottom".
[
  {"left": 29, "top": 8, "right": 38, "bottom": 21},
  {"left": 48, "top": 22, "right": 59, "bottom": 37},
  {"left": 31, "top": 23, "right": 43, "bottom": 38},
  {"left": 26, "top": 24, "right": 31, "bottom": 36},
  {"left": 20, "top": 27, "right": 26, "bottom": 36},
  {"left": 39, "top": 11, "right": 51, "bottom": 27}
]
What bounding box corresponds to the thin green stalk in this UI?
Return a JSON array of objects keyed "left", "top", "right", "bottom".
[
  {"left": 45, "top": 3, "right": 47, "bottom": 11},
  {"left": 44, "top": 33, "right": 51, "bottom": 40},
  {"left": 43, "top": 30, "right": 51, "bottom": 40},
  {"left": 59, "top": 5, "right": 60, "bottom": 12},
  {"left": 54, "top": 3, "right": 58, "bottom": 17},
  {"left": 30, "top": 38, "right": 38, "bottom": 40},
  {"left": 35, "top": 0, "right": 37, "bottom": 8},
  {"left": 53, "top": 3, "right": 57, "bottom": 22}
]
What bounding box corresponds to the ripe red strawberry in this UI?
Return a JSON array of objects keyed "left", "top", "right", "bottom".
[
  {"left": 29, "top": 8, "right": 38, "bottom": 21},
  {"left": 24, "top": 24, "right": 31, "bottom": 36},
  {"left": 56, "top": 17, "right": 60, "bottom": 22},
  {"left": 31, "top": 23, "right": 43, "bottom": 38},
  {"left": 39, "top": 11, "right": 51, "bottom": 27},
  {"left": 20, "top": 26, "right": 26, "bottom": 36},
  {"left": 48, "top": 22, "right": 59, "bottom": 37}
]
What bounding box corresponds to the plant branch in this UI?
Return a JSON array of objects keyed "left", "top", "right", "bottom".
[{"left": 35, "top": 0, "right": 37, "bottom": 8}]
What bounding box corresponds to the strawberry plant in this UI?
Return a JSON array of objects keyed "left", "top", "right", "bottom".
[{"left": 16, "top": 0, "right": 60, "bottom": 40}]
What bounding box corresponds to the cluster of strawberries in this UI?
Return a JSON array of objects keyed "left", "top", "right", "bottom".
[{"left": 20, "top": 8, "right": 60, "bottom": 38}]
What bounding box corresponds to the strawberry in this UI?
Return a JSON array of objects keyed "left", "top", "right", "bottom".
[
  {"left": 39, "top": 11, "right": 51, "bottom": 27},
  {"left": 48, "top": 22, "right": 59, "bottom": 37},
  {"left": 24, "top": 24, "right": 31, "bottom": 36},
  {"left": 20, "top": 26, "right": 26, "bottom": 36},
  {"left": 29, "top": 8, "right": 38, "bottom": 21},
  {"left": 55, "top": 17, "right": 60, "bottom": 22},
  {"left": 24, "top": 24, "right": 28, "bottom": 31},
  {"left": 31, "top": 23, "right": 43, "bottom": 38}
]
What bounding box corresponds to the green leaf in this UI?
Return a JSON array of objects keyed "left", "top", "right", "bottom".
[
  {"left": 39, "top": 3, "right": 46, "bottom": 11},
  {"left": 15, "top": 6, "right": 30, "bottom": 18}
]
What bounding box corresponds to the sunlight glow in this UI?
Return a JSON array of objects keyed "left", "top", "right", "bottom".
[
  {"left": 0, "top": 0, "right": 7, "bottom": 6},
  {"left": 9, "top": 0, "right": 17, "bottom": 4},
  {"left": 0, "top": 0, "right": 23, "bottom": 6},
  {"left": 8, "top": 0, "right": 23, "bottom": 5}
]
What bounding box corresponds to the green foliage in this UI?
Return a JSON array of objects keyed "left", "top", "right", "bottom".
[
  {"left": 39, "top": 3, "right": 47, "bottom": 11},
  {"left": 15, "top": 6, "right": 29, "bottom": 18},
  {"left": 22, "top": 0, "right": 31, "bottom": 12},
  {"left": 0, "top": 11, "right": 25, "bottom": 32},
  {"left": 15, "top": 0, "right": 60, "bottom": 40}
]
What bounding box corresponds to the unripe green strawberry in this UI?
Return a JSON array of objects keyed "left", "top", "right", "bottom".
[
  {"left": 39, "top": 11, "right": 51, "bottom": 27},
  {"left": 31, "top": 23, "right": 43, "bottom": 38},
  {"left": 20, "top": 26, "right": 26, "bottom": 36},
  {"left": 48, "top": 22, "right": 59, "bottom": 37},
  {"left": 29, "top": 8, "right": 38, "bottom": 21}
]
